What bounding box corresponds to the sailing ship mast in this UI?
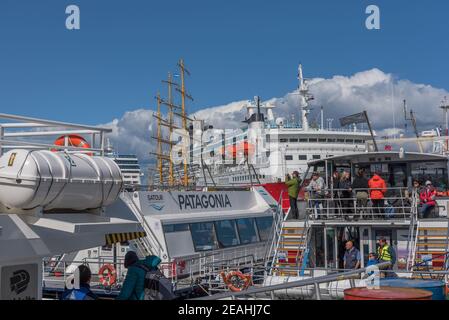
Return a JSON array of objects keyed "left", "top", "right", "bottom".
[
  {"left": 176, "top": 59, "right": 194, "bottom": 187},
  {"left": 150, "top": 59, "right": 194, "bottom": 189}
]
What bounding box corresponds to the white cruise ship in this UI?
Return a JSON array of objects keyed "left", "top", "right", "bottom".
[
  {"left": 196, "top": 65, "right": 375, "bottom": 187},
  {"left": 104, "top": 143, "right": 143, "bottom": 186}
]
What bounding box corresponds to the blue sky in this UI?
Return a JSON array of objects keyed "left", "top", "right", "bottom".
[{"left": 1, "top": 0, "right": 449, "bottom": 125}]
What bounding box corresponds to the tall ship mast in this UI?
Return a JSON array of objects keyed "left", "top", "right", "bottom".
[{"left": 150, "top": 59, "right": 195, "bottom": 190}]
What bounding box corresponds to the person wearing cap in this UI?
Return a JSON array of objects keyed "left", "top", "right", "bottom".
[
  {"left": 285, "top": 171, "right": 302, "bottom": 219},
  {"left": 306, "top": 172, "right": 325, "bottom": 219},
  {"left": 419, "top": 180, "right": 437, "bottom": 219},
  {"left": 116, "top": 251, "right": 162, "bottom": 300},
  {"left": 61, "top": 265, "right": 97, "bottom": 300}
]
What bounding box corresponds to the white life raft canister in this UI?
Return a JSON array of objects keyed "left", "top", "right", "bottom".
[{"left": 0, "top": 149, "right": 123, "bottom": 211}]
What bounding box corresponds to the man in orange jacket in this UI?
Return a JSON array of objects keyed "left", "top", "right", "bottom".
[{"left": 368, "top": 172, "right": 387, "bottom": 219}]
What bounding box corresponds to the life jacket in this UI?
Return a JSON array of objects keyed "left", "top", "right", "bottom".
[
  {"left": 378, "top": 245, "right": 392, "bottom": 262},
  {"left": 368, "top": 175, "right": 387, "bottom": 200}
]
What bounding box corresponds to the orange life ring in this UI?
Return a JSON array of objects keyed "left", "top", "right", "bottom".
[
  {"left": 52, "top": 134, "right": 92, "bottom": 154},
  {"left": 98, "top": 264, "right": 117, "bottom": 287},
  {"left": 220, "top": 271, "right": 252, "bottom": 292}
]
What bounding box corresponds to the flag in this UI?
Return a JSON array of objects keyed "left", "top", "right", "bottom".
[{"left": 339, "top": 112, "right": 367, "bottom": 127}]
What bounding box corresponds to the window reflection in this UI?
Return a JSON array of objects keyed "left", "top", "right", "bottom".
[
  {"left": 236, "top": 218, "right": 259, "bottom": 244},
  {"left": 190, "top": 222, "right": 218, "bottom": 251},
  {"left": 215, "top": 220, "right": 240, "bottom": 248},
  {"left": 255, "top": 216, "right": 273, "bottom": 241}
]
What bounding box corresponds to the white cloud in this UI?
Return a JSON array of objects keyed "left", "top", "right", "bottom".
[
  {"left": 100, "top": 68, "right": 449, "bottom": 160},
  {"left": 99, "top": 109, "right": 155, "bottom": 161}
]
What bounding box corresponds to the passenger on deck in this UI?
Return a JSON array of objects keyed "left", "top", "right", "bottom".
[
  {"left": 285, "top": 171, "right": 301, "bottom": 220},
  {"left": 331, "top": 171, "right": 341, "bottom": 218},
  {"left": 368, "top": 172, "right": 387, "bottom": 219},
  {"left": 306, "top": 172, "right": 325, "bottom": 219},
  {"left": 61, "top": 265, "right": 98, "bottom": 300},
  {"left": 116, "top": 251, "right": 147, "bottom": 300},
  {"left": 339, "top": 171, "right": 353, "bottom": 221},
  {"left": 343, "top": 240, "right": 361, "bottom": 270},
  {"left": 352, "top": 169, "right": 369, "bottom": 220},
  {"left": 377, "top": 238, "right": 396, "bottom": 277},
  {"left": 409, "top": 179, "right": 422, "bottom": 199},
  {"left": 367, "top": 253, "right": 378, "bottom": 268},
  {"left": 419, "top": 180, "right": 437, "bottom": 219},
  {"left": 365, "top": 252, "right": 379, "bottom": 277}
]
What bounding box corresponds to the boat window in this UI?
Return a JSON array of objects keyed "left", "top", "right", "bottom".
[
  {"left": 337, "top": 139, "right": 345, "bottom": 143},
  {"left": 319, "top": 139, "right": 327, "bottom": 143},
  {"left": 255, "top": 216, "right": 274, "bottom": 241},
  {"left": 285, "top": 155, "right": 293, "bottom": 161},
  {"left": 309, "top": 138, "right": 318, "bottom": 143},
  {"left": 328, "top": 138, "right": 336, "bottom": 143},
  {"left": 354, "top": 140, "right": 363, "bottom": 144},
  {"left": 312, "top": 155, "right": 321, "bottom": 160},
  {"left": 299, "top": 138, "right": 308, "bottom": 143},
  {"left": 236, "top": 218, "right": 259, "bottom": 244},
  {"left": 215, "top": 220, "right": 240, "bottom": 248},
  {"left": 345, "top": 139, "right": 354, "bottom": 143},
  {"left": 298, "top": 155, "right": 307, "bottom": 160},
  {"left": 280, "top": 139, "right": 288, "bottom": 143},
  {"left": 290, "top": 138, "right": 299, "bottom": 143},
  {"left": 190, "top": 222, "right": 218, "bottom": 251},
  {"left": 163, "top": 224, "right": 190, "bottom": 233}
]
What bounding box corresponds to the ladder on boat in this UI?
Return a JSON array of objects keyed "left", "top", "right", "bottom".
[
  {"left": 411, "top": 219, "right": 449, "bottom": 280},
  {"left": 268, "top": 192, "right": 311, "bottom": 277}
]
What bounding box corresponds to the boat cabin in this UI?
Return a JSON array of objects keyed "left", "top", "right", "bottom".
[{"left": 280, "top": 152, "right": 449, "bottom": 274}]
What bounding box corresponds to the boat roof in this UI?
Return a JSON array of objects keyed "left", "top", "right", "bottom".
[{"left": 307, "top": 151, "right": 448, "bottom": 166}]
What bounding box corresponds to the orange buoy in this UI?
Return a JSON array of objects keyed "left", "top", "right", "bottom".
[
  {"left": 220, "top": 271, "right": 252, "bottom": 292},
  {"left": 53, "top": 134, "right": 91, "bottom": 153},
  {"left": 98, "top": 264, "right": 117, "bottom": 287},
  {"left": 344, "top": 287, "right": 432, "bottom": 300}
]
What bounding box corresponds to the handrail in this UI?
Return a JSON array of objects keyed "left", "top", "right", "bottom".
[
  {"left": 305, "top": 187, "right": 416, "bottom": 221},
  {"left": 122, "top": 191, "right": 165, "bottom": 257},
  {"left": 193, "top": 262, "right": 392, "bottom": 300}
]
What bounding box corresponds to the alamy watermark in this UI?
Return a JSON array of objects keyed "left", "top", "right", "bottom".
[
  {"left": 64, "top": 4, "right": 380, "bottom": 31},
  {"left": 65, "top": 5, "right": 80, "bottom": 30},
  {"left": 366, "top": 5, "right": 380, "bottom": 30}
]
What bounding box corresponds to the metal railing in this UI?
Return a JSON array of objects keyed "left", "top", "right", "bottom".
[
  {"left": 304, "top": 187, "right": 418, "bottom": 221},
  {"left": 0, "top": 113, "right": 112, "bottom": 156},
  {"left": 193, "top": 262, "right": 392, "bottom": 300},
  {"left": 121, "top": 190, "right": 166, "bottom": 258}
]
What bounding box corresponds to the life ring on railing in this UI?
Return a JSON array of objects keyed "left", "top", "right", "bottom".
[
  {"left": 220, "top": 271, "right": 252, "bottom": 292},
  {"left": 52, "top": 134, "right": 93, "bottom": 155},
  {"left": 98, "top": 264, "right": 117, "bottom": 287}
]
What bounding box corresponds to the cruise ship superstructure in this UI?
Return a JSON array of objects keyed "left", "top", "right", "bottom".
[{"left": 196, "top": 65, "right": 374, "bottom": 187}]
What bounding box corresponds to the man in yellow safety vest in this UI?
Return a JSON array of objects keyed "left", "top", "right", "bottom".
[{"left": 377, "top": 238, "right": 396, "bottom": 275}]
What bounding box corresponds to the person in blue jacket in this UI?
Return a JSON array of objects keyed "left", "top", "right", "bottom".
[
  {"left": 366, "top": 252, "right": 378, "bottom": 268},
  {"left": 61, "top": 265, "right": 98, "bottom": 300},
  {"left": 116, "top": 251, "right": 161, "bottom": 300}
]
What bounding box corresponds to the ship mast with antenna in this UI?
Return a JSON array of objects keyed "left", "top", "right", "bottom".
[{"left": 298, "top": 64, "right": 313, "bottom": 131}]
